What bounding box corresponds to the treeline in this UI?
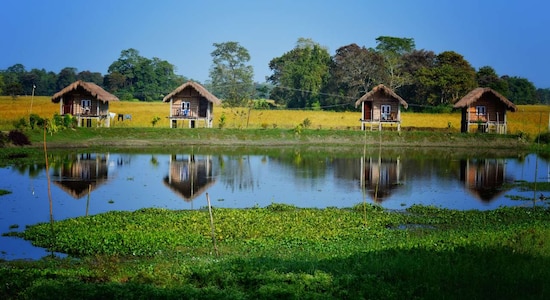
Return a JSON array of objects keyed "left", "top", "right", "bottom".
[
  {"left": 267, "top": 37, "right": 550, "bottom": 110},
  {"left": 1, "top": 36, "right": 549, "bottom": 109}
]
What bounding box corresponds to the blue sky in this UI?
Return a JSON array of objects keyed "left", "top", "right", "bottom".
[{"left": 2, "top": 0, "right": 549, "bottom": 88}]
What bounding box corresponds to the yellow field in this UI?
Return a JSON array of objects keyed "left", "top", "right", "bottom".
[{"left": 1, "top": 96, "right": 549, "bottom": 137}]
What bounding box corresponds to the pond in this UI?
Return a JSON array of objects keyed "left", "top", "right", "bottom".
[{"left": 1, "top": 147, "right": 549, "bottom": 260}]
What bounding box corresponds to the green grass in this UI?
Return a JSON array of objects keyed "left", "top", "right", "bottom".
[{"left": 1, "top": 204, "right": 549, "bottom": 299}]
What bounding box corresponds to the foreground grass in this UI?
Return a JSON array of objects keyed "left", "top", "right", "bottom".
[{"left": 1, "top": 204, "right": 549, "bottom": 299}]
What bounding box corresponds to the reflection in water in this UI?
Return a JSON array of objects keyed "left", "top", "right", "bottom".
[
  {"left": 163, "top": 154, "right": 216, "bottom": 202},
  {"left": 460, "top": 158, "right": 512, "bottom": 202},
  {"left": 2, "top": 150, "right": 549, "bottom": 261},
  {"left": 51, "top": 153, "right": 111, "bottom": 199},
  {"left": 361, "top": 156, "right": 402, "bottom": 202}
]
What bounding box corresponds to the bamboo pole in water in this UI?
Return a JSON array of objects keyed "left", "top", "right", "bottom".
[
  {"left": 43, "top": 123, "right": 55, "bottom": 256},
  {"left": 206, "top": 193, "right": 219, "bottom": 257}
]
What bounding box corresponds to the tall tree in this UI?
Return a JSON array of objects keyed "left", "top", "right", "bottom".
[
  {"left": 56, "top": 67, "right": 77, "bottom": 90},
  {"left": 268, "top": 38, "right": 331, "bottom": 108},
  {"left": 324, "top": 43, "right": 386, "bottom": 110},
  {"left": 398, "top": 49, "right": 437, "bottom": 107},
  {"left": 537, "top": 88, "right": 550, "bottom": 105},
  {"left": 77, "top": 71, "right": 104, "bottom": 86},
  {"left": 209, "top": 41, "right": 254, "bottom": 107},
  {"left": 503, "top": 76, "right": 538, "bottom": 104},
  {"left": 476, "top": 66, "right": 508, "bottom": 95},
  {"left": 375, "top": 36, "right": 415, "bottom": 90},
  {"left": 416, "top": 51, "right": 476, "bottom": 105},
  {"left": 3, "top": 64, "right": 26, "bottom": 96},
  {"left": 107, "top": 48, "right": 183, "bottom": 101}
]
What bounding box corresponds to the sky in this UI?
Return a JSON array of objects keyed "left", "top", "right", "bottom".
[{"left": 2, "top": 0, "right": 550, "bottom": 88}]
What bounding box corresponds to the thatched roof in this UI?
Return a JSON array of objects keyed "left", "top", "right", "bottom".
[
  {"left": 453, "top": 87, "right": 517, "bottom": 112},
  {"left": 162, "top": 81, "right": 221, "bottom": 105},
  {"left": 51, "top": 80, "right": 119, "bottom": 103},
  {"left": 355, "top": 84, "right": 408, "bottom": 108}
]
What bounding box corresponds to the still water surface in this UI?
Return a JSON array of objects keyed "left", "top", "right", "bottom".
[{"left": 1, "top": 149, "right": 549, "bottom": 260}]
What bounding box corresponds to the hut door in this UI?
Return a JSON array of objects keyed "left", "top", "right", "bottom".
[
  {"left": 363, "top": 103, "right": 372, "bottom": 120},
  {"left": 199, "top": 100, "right": 208, "bottom": 118}
]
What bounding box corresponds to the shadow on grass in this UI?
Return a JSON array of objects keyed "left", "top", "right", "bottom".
[{"left": 2, "top": 245, "right": 548, "bottom": 300}]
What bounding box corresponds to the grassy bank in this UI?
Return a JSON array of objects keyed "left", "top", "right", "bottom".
[{"left": 1, "top": 204, "right": 549, "bottom": 299}]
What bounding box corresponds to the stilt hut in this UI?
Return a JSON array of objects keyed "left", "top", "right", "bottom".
[
  {"left": 51, "top": 80, "right": 119, "bottom": 127},
  {"left": 453, "top": 87, "right": 517, "bottom": 134},
  {"left": 163, "top": 81, "right": 221, "bottom": 128},
  {"left": 355, "top": 84, "right": 408, "bottom": 131}
]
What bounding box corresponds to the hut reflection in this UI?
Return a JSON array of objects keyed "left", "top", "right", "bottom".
[
  {"left": 360, "top": 156, "right": 402, "bottom": 202},
  {"left": 163, "top": 154, "right": 216, "bottom": 202},
  {"left": 460, "top": 158, "right": 511, "bottom": 202},
  {"left": 51, "top": 153, "right": 110, "bottom": 199}
]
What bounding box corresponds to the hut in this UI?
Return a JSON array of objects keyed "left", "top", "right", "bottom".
[
  {"left": 355, "top": 84, "right": 408, "bottom": 131},
  {"left": 51, "top": 80, "right": 119, "bottom": 127},
  {"left": 163, "top": 81, "right": 221, "bottom": 128},
  {"left": 453, "top": 87, "right": 517, "bottom": 134}
]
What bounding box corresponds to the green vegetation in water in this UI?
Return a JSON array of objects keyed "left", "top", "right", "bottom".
[
  {"left": 1, "top": 204, "right": 549, "bottom": 299},
  {"left": 0, "top": 189, "right": 11, "bottom": 196}
]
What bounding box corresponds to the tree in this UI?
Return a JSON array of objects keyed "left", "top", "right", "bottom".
[
  {"left": 476, "top": 66, "right": 508, "bottom": 95},
  {"left": 416, "top": 51, "right": 476, "bottom": 106},
  {"left": 28, "top": 68, "right": 57, "bottom": 96},
  {"left": 209, "top": 41, "right": 254, "bottom": 107},
  {"left": 397, "top": 49, "right": 437, "bottom": 108},
  {"left": 324, "top": 43, "right": 386, "bottom": 110},
  {"left": 3, "top": 64, "right": 26, "bottom": 96},
  {"left": 56, "top": 67, "right": 77, "bottom": 90},
  {"left": 537, "top": 88, "right": 550, "bottom": 105},
  {"left": 267, "top": 38, "right": 331, "bottom": 109},
  {"left": 375, "top": 36, "right": 415, "bottom": 90},
  {"left": 503, "top": 76, "right": 538, "bottom": 104},
  {"left": 77, "top": 71, "right": 104, "bottom": 86},
  {"left": 107, "top": 48, "right": 184, "bottom": 101}
]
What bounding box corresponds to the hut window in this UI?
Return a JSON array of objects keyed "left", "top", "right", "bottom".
[
  {"left": 181, "top": 102, "right": 190, "bottom": 116},
  {"left": 82, "top": 99, "right": 91, "bottom": 107},
  {"left": 381, "top": 105, "right": 391, "bottom": 120},
  {"left": 476, "top": 106, "right": 486, "bottom": 116}
]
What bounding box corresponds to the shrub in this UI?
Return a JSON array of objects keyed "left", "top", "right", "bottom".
[
  {"left": 535, "top": 131, "right": 550, "bottom": 144},
  {"left": 151, "top": 116, "right": 161, "bottom": 127},
  {"left": 8, "top": 130, "right": 31, "bottom": 146},
  {"left": 0, "top": 131, "right": 7, "bottom": 147},
  {"left": 29, "top": 114, "right": 44, "bottom": 129},
  {"left": 218, "top": 113, "right": 226, "bottom": 129},
  {"left": 13, "top": 117, "right": 28, "bottom": 130}
]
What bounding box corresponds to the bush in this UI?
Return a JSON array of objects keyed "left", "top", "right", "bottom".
[
  {"left": 8, "top": 130, "right": 31, "bottom": 146},
  {"left": 535, "top": 132, "right": 550, "bottom": 144},
  {"left": 151, "top": 116, "right": 161, "bottom": 127},
  {"left": 29, "top": 114, "right": 44, "bottom": 129},
  {"left": 218, "top": 113, "right": 226, "bottom": 129},
  {"left": 0, "top": 131, "right": 7, "bottom": 147},
  {"left": 13, "top": 117, "right": 28, "bottom": 130}
]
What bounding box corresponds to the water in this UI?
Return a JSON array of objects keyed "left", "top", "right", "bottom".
[{"left": 1, "top": 149, "right": 548, "bottom": 260}]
